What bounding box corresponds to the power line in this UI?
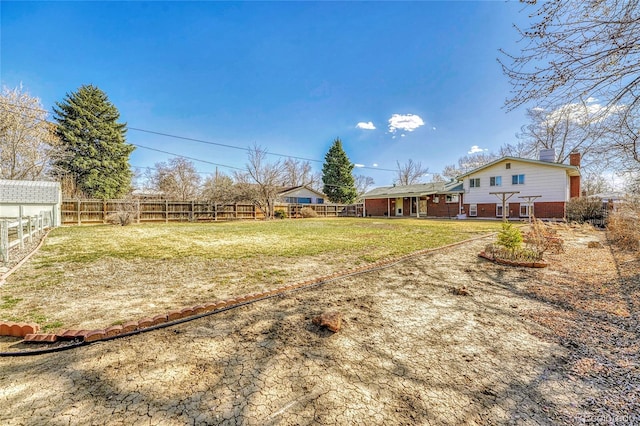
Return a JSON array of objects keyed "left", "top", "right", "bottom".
[
  {"left": 132, "top": 143, "right": 245, "bottom": 171},
  {"left": 0, "top": 99, "right": 395, "bottom": 172}
]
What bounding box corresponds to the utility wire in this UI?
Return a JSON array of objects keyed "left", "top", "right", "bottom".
[
  {"left": 132, "top": 143, "right": 245, "bottom": 171},
  {"left": 0, "top": 100, "right": 395, "bottom": 172}
]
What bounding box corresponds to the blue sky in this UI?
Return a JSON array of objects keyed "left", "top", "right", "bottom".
[{"left": 1, "top": 1, "right": 531, "bottom": 186}]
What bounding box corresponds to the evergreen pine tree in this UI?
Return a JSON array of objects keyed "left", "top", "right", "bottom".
[
  {"left": 322, "top": 138, "right": 357, "bottom": 204},
  {"left": 53, "top": 85, "right": 134, "bottom": 199}
]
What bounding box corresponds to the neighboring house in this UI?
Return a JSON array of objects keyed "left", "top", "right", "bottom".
[
  {"left": 278, "top": 185, "right": 326, "bottom": 204},
  {"left": 362, "top": 152, "right": 581, "bottom": 220},
  {"left": 456, "top": 152, "right": 581, "bottom": 219},
  {"left": 362, "top": 181, "right": 465, "bottom": 218},
  {"left": 0, "top": 179, "right": 62, "bottom": 226}
]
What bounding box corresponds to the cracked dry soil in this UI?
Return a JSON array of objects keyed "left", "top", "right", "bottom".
[{"left": 1, "top": 226, "right": 638, "bottom": 425}]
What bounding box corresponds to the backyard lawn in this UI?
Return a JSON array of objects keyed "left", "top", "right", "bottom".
[{"left": 0, "top": 218, "right": 501, "bottom": 332}]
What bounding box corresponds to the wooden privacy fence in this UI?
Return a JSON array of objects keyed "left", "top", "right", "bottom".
[
  {"left": 1, "top": 211, "right": 52, "bottom": 265},
  {"left": 61, "top": 199, "right": 364, "bottom": 225}
]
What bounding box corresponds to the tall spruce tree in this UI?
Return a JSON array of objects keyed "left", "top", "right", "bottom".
[
  {"left": 53, "top": 85, "right": 134, "bottom": 199},
  {"left": 322, "top": 138, "right": 357, "bottom": 204}
]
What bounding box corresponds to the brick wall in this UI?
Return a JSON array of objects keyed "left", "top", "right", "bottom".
[
  {"left": 463, "top": 202, "right": 565, "bottom": 219},
  {"left": 533, "top": 201, "right": 565, "bottom": 219},
  {"left": 426, "top": 196, "right": 459, "bottom": 218},
  {"left": 364, "top": 198, "right": 391, "bottom": 216}
]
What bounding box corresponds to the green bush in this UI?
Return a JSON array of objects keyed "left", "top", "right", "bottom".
[
  {"left": 274, "top": 209, "right": 287, "bottom": 219},
  {"left": 496, "top": 222, "right": 523, "bottom": 251}
]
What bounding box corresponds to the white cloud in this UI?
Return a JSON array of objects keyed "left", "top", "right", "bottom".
[
  {"left": 544, "top": 98, "right": 626, "bottom": 126},
  {"left": 401, "top": 134, "right": 406, "bottom": 137},
  {"left": 432, "top": 127, "right": 436, "bottom": 130},
  {"left": 372, "top": 163, "right": 378, "bottom": 167},
  {"left": 354, "top": 163, "right": 365, "bottom": 168},
  {"left": 388, "top": 114, "right": 425, "bottom": 134},
  {"left": 468, "top": 145, "right": 488, "bottom": 154},
  {"left": 356, "top": 121, "right": 376, "bottom": 130}
]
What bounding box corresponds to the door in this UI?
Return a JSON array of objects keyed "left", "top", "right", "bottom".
[{"left": 395, "top": 198, "right": 403, "bottom": 216}]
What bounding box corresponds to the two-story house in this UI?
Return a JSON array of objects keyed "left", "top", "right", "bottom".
[
  {"left": 456, "top": 151, "right": 581, "bottom": 219},
  {"left": 362, "top": 151, "right": 581, "bottom": 220}
]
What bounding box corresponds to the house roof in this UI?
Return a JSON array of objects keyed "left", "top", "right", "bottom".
[
  {"left": 362, "top": 181, "right": 463, "bottom": 199},
  {"left": 0, "top": 179, "right": 61, "bottom": 204},
  {"left": 455, "top": 156, "right": 580, "bottom": 179},
  {"left": 277, "top": 185, "right": 326, "bottom": 198}
]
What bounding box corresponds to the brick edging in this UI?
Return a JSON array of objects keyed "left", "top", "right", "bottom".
[{"left": 11, "top": 233, "right": 495, "bottom": 346}]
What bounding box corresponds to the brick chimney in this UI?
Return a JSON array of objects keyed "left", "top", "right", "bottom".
[
  {"left": 569, "top": 152, "right": 581, "bottom": 167},
  {"left": 569, "top": 151, "right": 580, "bottom": 198}
]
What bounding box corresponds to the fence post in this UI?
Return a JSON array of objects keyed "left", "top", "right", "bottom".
[
  {"left": 17, "top": 217, "right": 24, "bottom": 250},
  {"left": 165, "top": 200, "right": 169, "bottom": 223},
  {"left": 1, "top": 220, "right": 8, "bottom": 264},
  {"left": 27, "top": 216, "right": 33, "bottom": 243},
  {"left": 77, "top": 200, "right": 82, "bottom": 225}
]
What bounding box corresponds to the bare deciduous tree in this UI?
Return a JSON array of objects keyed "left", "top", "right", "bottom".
[
  {"left": 394, "top": 159, "right": 429, "bottom": 185},
  {"left": 501, "top": 0, "right": 640, "bottom": 114},
  {"left": 354, "top": 174, "right": 375, "bottom": 199},
  {"left": 429, "top": 173, "right": 447, "bottom": 183},
  {"left": 201, "top": 171, "right": 237, "bottom": 206},
  {"left": 438, "top": 151, "right": 499, "bottom": 181},
  {"left": 152, "top": 158, "right": 202, "bottom": 200},
  {"left": 241, "top": 144, "right": 285, "bottom": 219},
  {"left": 0, "top": 86, "right": 62, "bottom": 180},
  {"left": 513, "top": 104, "right": 611, "bottom": 167},
  {"left": 282, "top": 158, "right": 319, "bottom": 187}
]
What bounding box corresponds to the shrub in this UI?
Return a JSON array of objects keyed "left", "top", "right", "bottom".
[
  {"left": 274, "top": 209, "right": 287, "bottom": 219},
  {"left": 607, "top": 198, "right": 640, "bottom": 251},
  {"left": 496, "top": 222, "right": 523, "bottom": 251},
  {"left": 523, "top": 219, "right": 564, "bottom": 255},
  {"left": 106, "top": 200, "right": 138, "bottom": 226},
  {"left": 300, "top": 207, "right": 318, "bottom": 218},
  {"left": 484, "top": 243, "right": 543, "bottom": 262},
  {"left": 566, "top": 197, "right": 604, "bottom": 223}
]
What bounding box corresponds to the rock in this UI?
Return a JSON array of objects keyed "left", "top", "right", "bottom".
[
  {"left": 312, "top": 311, "right": 342, "bottom": 332},
  {"left": 452, "top": 286, "right": 472, "bottom": 296},
  {"left": 587, "top": 241, "right": 603, "bottom": 249}
]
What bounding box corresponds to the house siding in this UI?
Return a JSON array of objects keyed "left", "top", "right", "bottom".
[
  {"left": 463, "top": 161, "right": 570, "bottom": 205},
  {"left": 0, "top": 180, "right": 62, "bottom": 226}
]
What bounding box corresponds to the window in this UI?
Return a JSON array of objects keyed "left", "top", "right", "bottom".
[
  {"left": 298, "top": 197, "right": 312, "bottom": 204},
  {"left": 512, "top": 174, "right": 525, "bottom": 185},
  {"left": 432, "top": 196, "right": 440, "bottom": 203},
  {"left": 469, "top": 204, "right": 478, "bottom": 217},
  {"left": 506, "top": 163, "right": 511, "bottom": 169},
  {"left": 519, "top": 204, "right": 531, "bottom": 217},
  {"left": 317, "top": 198, "right": 324, "bottom": 204},
  {"left": 445, "top": 194, "right": 459, "bottom": 203},
  {"left": 469, "top": 178, "right": 480, "bottom": 188},
  {"left": 489, "top": 176, "right": 502, "bottom": 187},
  {"left": 496, "top": 203, "right": 509, "bottom": 217}
]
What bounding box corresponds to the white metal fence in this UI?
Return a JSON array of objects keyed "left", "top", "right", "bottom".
[{"left": 0, "top": 211, "right": 53, "bottom": 265}]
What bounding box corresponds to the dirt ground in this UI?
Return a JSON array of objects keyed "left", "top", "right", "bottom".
[{"left": 1, "top": 224, "right": 638, "bottom": 425}]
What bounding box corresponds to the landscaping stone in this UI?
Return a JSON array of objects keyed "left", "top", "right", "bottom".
[{"left": 312, "top": 311, "right": 342, "bottom": 332}]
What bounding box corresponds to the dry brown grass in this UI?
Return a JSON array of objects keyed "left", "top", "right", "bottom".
[{"left": 607, "top": 198, "right": 640, "bottom": 252}]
